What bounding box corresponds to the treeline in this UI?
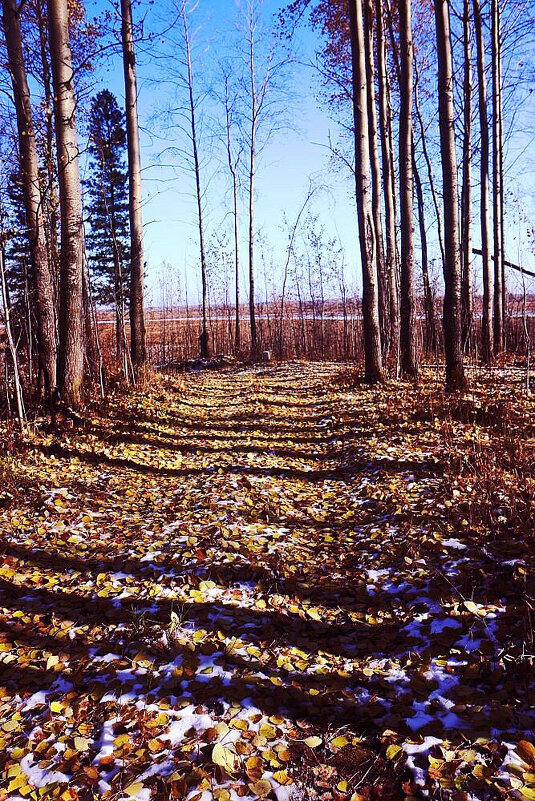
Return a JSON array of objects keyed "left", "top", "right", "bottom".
[
  {"left": 0, "top": 0, "right": 146, "bottom": 419},
  {"left": 0, "top": 0, "right": 533, "bottom": 420}
]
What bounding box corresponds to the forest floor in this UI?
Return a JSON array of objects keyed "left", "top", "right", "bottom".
[{"left": 0, "top": 362, "right": 534, "bottom": 801}]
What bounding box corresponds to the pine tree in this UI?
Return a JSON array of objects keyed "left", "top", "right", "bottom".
[{"left": 85, "top": 89, "right": 130, "bottom": 367}]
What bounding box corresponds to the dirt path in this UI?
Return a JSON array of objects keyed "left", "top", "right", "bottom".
[{"left": 0, "top": 364, "right": 532, "bottom": 800}]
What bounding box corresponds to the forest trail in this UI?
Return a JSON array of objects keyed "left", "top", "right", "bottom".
[{"left": 0, "top": 363, "right": 533, "bottom": 800}]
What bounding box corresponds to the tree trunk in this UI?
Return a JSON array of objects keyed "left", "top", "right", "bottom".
[
  {"left": 376, "top": 0, "right": 399, "bottom": 374},
  {"left": 248, "top": 33, "right": 258, "bottom": 361},
  {"left": 2, "top": 0, "right": 57, "bottom": 400},
  {"left": 223, "top": 77, "right": 241, "bottom": 355},
  {"left": 461, "top": 0, "right": 473, "bottom": 354},
  {"left": 435, "top": 0, "right": 467, "bottom": 390},
  {"left": 121, "top": 0, "right": 147, "bottom": 370},
  {"left": 348, "top": 0, "right": 383, "bottom": 383},
  {"left": 364, "top": 0, "right": 387, "bottom": 359},
  {"left": 413, "top": 151, "right": 437, "bottom": 354},
  {"left": 35, "top": 0, "right": 60, "bottom": 306},
  {"left": 182, "top": 6, "right": 209, "bottom": 359},
  {"left": 414, "top": 62, "right": 445, "bottom": 269},
  {"left": 232, "top": 173, "right": 240, "bottom": 354},
  {"left": 48, "top": 0, "right": 85, "bottom": 407},
  {"left": 0, "top": 245, "right": 26, "bottom": 428},
  {"left": 491, "top": 0, "right": 504, "bottom": 354},
  {"left": 398, "top": 0, "right": 418, "bottom": 379},
  {"left": 473, "top": 0, "right": 493, "bottom": 362}
]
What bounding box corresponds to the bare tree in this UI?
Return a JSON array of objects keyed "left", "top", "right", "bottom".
[
  {"left": 2, "top": 0, "right": 57, "bottom": 400},
  {"left": 398, "top": 0, "right": 418, "bottom": 379},
  {"left": 48, "top": 0, "right": 85, "bottom": 406},
  {"left": 376, "top": 0, "right": 399, "bottom": 373},
  {"left": 363, "top": 0, "right": 387, "bottom": 359},
  {"left": 473, "top": 0, "right": 493, "bottom": 361},
  {"left": 435, "top": 0, "right": 467, "bottom": 390},
  {"left": 179, "top": 1, "right": 209, "bottom": 358},
  {"left": 491, "top": 0, "right": 505, "bottom": 353},
  {"left": 413, "top": 150, "right": 437, "bottom": 353},
  {"left": 238, "top": 0, "right": 291, "bottom": 361},
  {"left": 348, "top": 0, "right": 383, "bottom": 383},
  {"left": 221, "top": 68, "right": 243, "bottom": 354},
  {"left": 461, "top": 0, "right": 473, "bottom": 353},
  {"left": 121, "top": 0, "right": 147, "bottom": 371},
  {"left": 0, "top": 238, "right": 25, "bottom": 427}
]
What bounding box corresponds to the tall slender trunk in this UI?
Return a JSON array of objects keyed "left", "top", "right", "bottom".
[
  {"left": 398, "top": 0, "right": 417, "bottom": 379},
  {"left": 232, "top": 174, "right": 240, "bottom": 354},
  {"left": 223, "top": 77, "right": 241, "bottom": 355},
  {"left": 364, "top": 0, "right": 387, "bottom": 358},
  {"left": 461, "top": 0, "right": 473, "bottom": 353},
  {"left": 473, "top": 0, "right": 493, "bottom": 361},
  {"left": 348, "top": 0, "right": 383, "bottom": 383},
  {"left": 376, "top": 0, "right": 399, "bottom": 373},
  {"left": 35, "top": 0, "right": 60, "bottom": 305},
  {"left": 414, "top": 64, "right": 445, "bottom": 268},
  {"left": 435, "top": 0, "right": 467, "bottom": 390},
  {"left": 2, "top": 0, "right": 57, "bottom": 400},
  {"left": 497, "top": 8, "right": 506, "bottom": 347},
  {"left": 248, "top": 31, "right": 258, "bottom": 360},
  {"left": 121, "top": 0, "right": 147, "bottom": 370},
  {"left": 491, "top": 0, "right": 504, "bottom": 353},
  {"left": 413, "top": 151, "right": 437, "bottom": 354},
  {"left": 0, "top": 245, "right": 25, "bottom": 427},
  {"left": 182, "top": 6, "right": 209, "bottom": 359},
  {"left": 48, "top": 0, "right": 85, "bottom": 406}
]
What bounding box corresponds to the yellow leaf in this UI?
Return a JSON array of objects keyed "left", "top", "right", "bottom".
[
  {"left": 386, "top": 744, "right": 402, "bottom": 759},
  {"left": 212, "top": 743, "right": 238, "bottom": 774},
  {"left": 337, "top": 780, "right": 348, "bottom": 792},
  {"left": 230, "top": 718, "right": 248, "bottom": 731},
  {"left": 74, "top": 736, "right": 90, "bottom": 751},
  {"left": 520, "top": 789, "right": 535, "bottom": 800},
  {"left": 148, "top": 738, "right": 162, "bottom": 752},
  {"left": 304, "top": 736, "right": 322, "bottom": 748},
  {"left": 250, "top": 780, "right": 272, "bottom": 797},
  {"left": 8, "top": 775, "right": 27, "bottom": 793},
  {"left": 518, "top": 742, "right": 535, "bottom": 767},
  {"left": 273, "top": 769, "right": 293, "bottom": 785},
  {"left": 259, "top": 723, "right": 276, "bottom": 739},
  {"left": 245, "top": 755, "right": 264, "bottom": 781},
  {"left": 464, "top": 601, "right": 480, "bottom": 615},
  {"left": 124, "top": 783, "right": 144, "bottom": 797},
  {"left": 331, "top": 735, "right": 349, "bottom": 748}
]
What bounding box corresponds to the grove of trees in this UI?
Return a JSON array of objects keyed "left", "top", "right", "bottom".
[{"left": 0, "top": 0, "right": 534, "bottom": 416}]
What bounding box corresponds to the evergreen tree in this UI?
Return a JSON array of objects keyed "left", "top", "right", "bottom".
[
  {"left": 4, "top": 171, "right": 29, "bottom": 312},
  {"left": 85, "top": 89, "right": 130, "bottom": 364}
]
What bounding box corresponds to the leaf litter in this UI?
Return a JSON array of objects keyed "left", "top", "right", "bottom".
[{"left": 0, "top": 363, "right": 534, "bottom": 800}]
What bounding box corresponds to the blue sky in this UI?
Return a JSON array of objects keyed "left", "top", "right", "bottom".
[
  {"left": 82, "top": 0, "right": 362, "bottom": 305},
  {"left": 82, "top": 0, "right": 535, "bottom": 305}
]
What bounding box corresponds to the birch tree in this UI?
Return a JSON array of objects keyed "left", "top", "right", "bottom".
[
  {"left": 2, "top": 0, "right": 57, "bottom": 400},
  {"left": 473, "top": 0, "right": 493, "bottom": 362},
  {"left": 121, "top": 0, "right": 147, "bottom": 370},
  {"left": 398, "top": 0, "right": 418, "bottom": 379},
  {"left": 348, "top": 0, "right": 383, "bottom": 383},
  {"left": 48, "top": 0, "right": 85, "bottom": 406},
  {"left": 435, "top": 0, "right": 467, "bottom": 390}
]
